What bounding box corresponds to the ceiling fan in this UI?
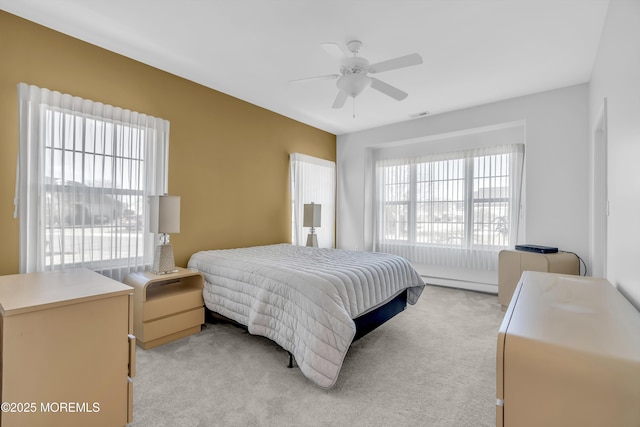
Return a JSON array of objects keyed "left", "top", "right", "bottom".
[{"left": 291, "top": 40, "right": 423, "bottom": 110}]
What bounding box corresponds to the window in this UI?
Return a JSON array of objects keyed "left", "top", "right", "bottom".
[
  {"left": 375, "top": 144, "right": 524, "bottom": 271},
  {"left": 289, "top": 153, "right": 336, "bottom": 248},
  {"left": 15, "top": 83, "right": 169, "bottom": 280}
]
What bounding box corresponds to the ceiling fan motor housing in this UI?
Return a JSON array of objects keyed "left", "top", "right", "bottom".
[{"left": 340, "top": 57, "right": 370, "bottom": 75}]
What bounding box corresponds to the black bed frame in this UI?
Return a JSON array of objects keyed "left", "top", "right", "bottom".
[
  {"left": 204, "top": 289, "right": 408, "bottom": 369},
  {"left": 353, "top": 289, "right": 407, "bottom": 341}
]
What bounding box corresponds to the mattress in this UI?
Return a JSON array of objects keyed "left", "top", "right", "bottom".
[{"left": 187, "top": 244, "right": 425, "bottom": 388}]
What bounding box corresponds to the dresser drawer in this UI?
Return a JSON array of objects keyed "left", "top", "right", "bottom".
[
  {"left": 142, "top": 307, "right": 204, "bottom": 341},
  {"left": 144, "top": 284, "right": 202, "bottom": 321}
]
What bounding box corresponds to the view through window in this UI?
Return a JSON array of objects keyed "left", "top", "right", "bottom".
[
  {"left": 375, "top": 144, "right": 524, "bottom": 270},
  {"left": 43, "top": 108, "right": 147, "bottom": 269}
]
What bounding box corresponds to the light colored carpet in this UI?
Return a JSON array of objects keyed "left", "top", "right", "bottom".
[{"left": 130, "top": 284, "right": 505, "bottom": 427}]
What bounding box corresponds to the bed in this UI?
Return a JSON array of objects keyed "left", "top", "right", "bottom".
[{"left": 187, "top": 244, "right": 425, "bottom": 388}]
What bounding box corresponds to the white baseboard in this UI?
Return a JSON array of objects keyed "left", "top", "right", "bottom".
[
  {"left": 423, "top": 275, "right": 498, "bottom": 294},
  {"left": 412, "top": 263, "right": 498, "bottom": 294}
]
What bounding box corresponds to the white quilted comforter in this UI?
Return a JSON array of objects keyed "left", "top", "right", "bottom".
[{"left": 187, "top": 244, "right": 425, "bottom": 388}]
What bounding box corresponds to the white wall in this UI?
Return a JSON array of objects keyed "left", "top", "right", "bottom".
[
  {"left": 589, "top": 0, "right": 640, "bottom": 309},
  {"left": 337, "top": 84, "right": 590, "bottom": 287}
]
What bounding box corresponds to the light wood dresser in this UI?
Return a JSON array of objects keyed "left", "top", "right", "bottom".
[
  {"left": 124, "top": 267, "right": 204, "bottom": 349},
  {"left": 0, "top": 268, "right": 135, "bottom": 427},
  {"left": 497, "top": 271, "right": 640, "bottom": 427}
]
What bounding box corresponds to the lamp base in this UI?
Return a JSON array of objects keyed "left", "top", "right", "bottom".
[
  {"left": 152, "top": 243, "right": 178, "bottom": 274},
  {"left": 306, "top": 233, "right": 318, "bottom": 248}
]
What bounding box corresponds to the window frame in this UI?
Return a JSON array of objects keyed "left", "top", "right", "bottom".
[
  {"left": 377, "top": 146, "right": 522, "bottom": 252},
  {"left": 16, "top": 83, "right": 169, "bottom": 280},
  {"left": 289, "top": 153, "right": 336, "bottom": 248}
]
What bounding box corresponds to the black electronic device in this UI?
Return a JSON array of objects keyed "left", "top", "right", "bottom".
[{"left": 515, "top": 244, "right": 559, "bottom": 254}]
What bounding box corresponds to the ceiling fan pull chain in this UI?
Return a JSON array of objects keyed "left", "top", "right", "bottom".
[{"left": 353, "top": 97, "right": 356, "bottom": 119}]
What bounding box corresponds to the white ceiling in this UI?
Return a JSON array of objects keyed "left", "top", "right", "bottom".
[{"left": 1, "top": 0, "right": 610, "bottom": 135}]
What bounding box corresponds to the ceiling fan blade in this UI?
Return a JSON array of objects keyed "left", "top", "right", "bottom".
[
  {"left": 332, "top": 91, "right": 348, "bottom": 109},
  {"left": 370, "top": 78, "right": 408, "bottom": 101},
  {"left": 370, "top": 53, "right": 423, "bottom": 74},
  {"left": 321, "top": 42, "right": 350, "bottom": 59},
  {"left": 288, "top": 74, "right": 340, "bottom": 83}
]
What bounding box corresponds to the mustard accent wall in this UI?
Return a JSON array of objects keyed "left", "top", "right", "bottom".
[{"left": 0, "top": 11, "right": 336, "bottom": 276}]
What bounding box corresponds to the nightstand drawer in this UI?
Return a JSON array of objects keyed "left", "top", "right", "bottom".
[
  {"left": 144, "top": 285, "right": 202, "bottom": 321},
  {"left": 142, "top": 307, "right": 204, "bottom": 341}
]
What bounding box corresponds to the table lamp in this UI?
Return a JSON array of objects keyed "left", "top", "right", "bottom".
[
  {"left": 303, "top": 202, "right": 321, "bottom": 247},
  {"left": 149, "top": 195, "right": 180, "bottom": 274}
]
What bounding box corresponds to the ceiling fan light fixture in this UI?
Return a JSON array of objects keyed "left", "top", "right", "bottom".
[{"left": 336, "top": 74, "right": 372, "bottom": 98}]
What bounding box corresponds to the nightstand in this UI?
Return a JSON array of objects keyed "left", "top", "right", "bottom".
[
  {"left": 124, "top": 267, "right": 204, "bottom": 349},
  {"left": 498, "top": 250, "right": 579, "bottom": 310}
]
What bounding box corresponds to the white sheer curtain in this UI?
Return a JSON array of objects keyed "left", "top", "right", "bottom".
[
  {"left": 374, "top": 144, "right": 524, "bottom": 271},
  {"left": 15, "top": 83, "right": 169, "bottom": 280},
  {"left": 290, "top": 153, "right": 336, "bottom": 248}
]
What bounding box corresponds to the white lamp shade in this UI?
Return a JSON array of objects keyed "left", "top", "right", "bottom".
[
  {"left": 149, "top": 195, "right": 181, "bottom": 234},
  {"left": 303, "top": 203, "right": 322, "bottom": 228}
]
